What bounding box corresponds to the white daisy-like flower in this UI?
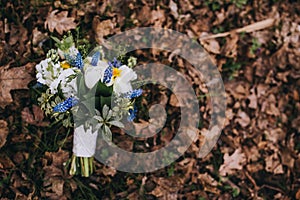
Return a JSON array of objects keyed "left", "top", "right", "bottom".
[
  {"left": 84, "top": 60, "right": 108, "bottom": 89},
  {"left": 36, "top": 58, "right": 62, "bottom": 87},
  {"left": 108, "top": 65, "right": 137, "bottom": 95},
  {"left": 49, "top": 68, "right": 77, "bottom": 97}
]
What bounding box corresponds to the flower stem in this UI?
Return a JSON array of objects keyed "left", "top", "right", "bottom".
[{"left": 68, "top": 154, "right": 94, "bottom": 177}]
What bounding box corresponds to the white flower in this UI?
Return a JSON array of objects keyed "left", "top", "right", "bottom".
[
  {"left": 36, "top": 58, "right": 62, "bottom": 87},
  {"left": 84, "top": 60, "right": 108, "bottom": 89},
  {"left": 103, "top": 65, "right": 137, "bottom": 95},
  {"left": 49, "top": 68, "right": 77, "bottom": 97}
]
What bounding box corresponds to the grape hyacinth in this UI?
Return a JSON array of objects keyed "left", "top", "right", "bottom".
[
  {"left": 124, "top": 89, "right": 143, "bottom": 99},
  {"left": 103, "top": 65, "right": 113, "bottom": 84},
  {"left": 66, "top": 52, "right": 84, "bottom": 69},
  {"left": 127, "top": 106, "right": 137, "bottom": 122},
  {"left": 53, "top": 97, "right": 79, "bottom": 113},
  {"left": 108, "top": 57, "right": 122, "bottom": 68},
  {"left": 90, "top": 51, "right": 100, "bottom": 66}
]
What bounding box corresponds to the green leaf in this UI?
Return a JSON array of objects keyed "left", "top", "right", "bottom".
[
  {"left": 96, "top": 82, "right": 113, "bottom": 97},
  {"left": 109, "top": 120, "right": 124, "bottom": 128},
  {"left": 93, "top": 115, "right": 103, "bottom": 122},
  {"left": 102, "top": 125, "right": 112, "bottom": 143},
  {"left": 100, "top": 96, "right": 112, "bottom": 110},
  {"left": 102, "top": 105, "right": 109, "bottom": 119},
  {"left": 51, "top": 36, "right": 61, "bottom": 45}
]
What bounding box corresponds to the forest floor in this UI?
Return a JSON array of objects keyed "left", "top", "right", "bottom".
[{"left": 0, "top": 0, "right": 299, "bottom": 199}]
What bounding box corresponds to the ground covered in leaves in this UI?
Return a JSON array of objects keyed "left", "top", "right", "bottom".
[{"left": 0, "top": 0, "right": 299, "bottom": 199}]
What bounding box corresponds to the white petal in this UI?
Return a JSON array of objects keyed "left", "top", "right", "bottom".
[{"left": 85, "top": 66, "right": 103, "bottom": 89}]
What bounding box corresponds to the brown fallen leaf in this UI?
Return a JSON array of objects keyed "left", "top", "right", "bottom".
[
  {"left": 0, "top": 120, "right": 9, "bottom": 149},
  {"left": 42, "top": 149, "right": 75, "bottom": 199},
  {"left": 169, "top": 0, "right": 179, "bottom": 19},
  {"left": 265, "top": 153, "right": 284, "bottom": 174},
  {"left": 93, "top": 16, "right": 116, "bottom": 45},
  {"left": 32, "top": 28, "right": 48, "bottom": 46},
  {"left": 219, "top": 148, "right": 246, "bottom": 176},
  {"left": 150, "top": 8, "right": 165, "bottom": 27},
  {"left": 222, "top": 33, "right": 239, "bottom": 58},
  {"left": 45, "top": 10, "right": 77, "bottom": 35},
  {"left": 0, "top": 62, "right": 35, "bottom": 108},
  {"left": 235, "top": 110, "right": 251, "bottom": 128},
  {"left": 200, "top": 38, "right": 221, "bottom": 54},
  {"left": 248, "top": 88, "right": 257, "bottom": 109},
  {"left": 296, "top": 189, "right": 300, "bottom": 200},
  {"left": 21, "top": 105, "right": 49, "bottom": 127}
]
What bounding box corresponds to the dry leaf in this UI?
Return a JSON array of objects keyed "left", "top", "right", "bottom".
[
  {"left": 21, "top": 105, "right": 49, "bottom": 127},
  {"left": 42, "top": 149, "right": 73, "bottom": 199},
  {"left": 151, "top": 9, "right": 165, "bottom": 27},
  {"left": 235, "top": 110, "right": 251, "bottom": 128},
  {"left": 169, "top": 0, "right": 179, "bottom": 19},
  {"left": 265, "top": 153, "right": 284, "bottom": 174},
  {"left": 0, "top": 63, "right": 35, "bottom": 108},
  {"left": 248, "top": 89, "right": 257, "bottom": 109},
  {"left": 265, "top": 128, "right": 285, "bottom": 143},
  {"left": 137, "top": 5, "right": 152, "bottom": 25},
  {"left": 32, "top": 28, "right": 48, "bottom": 46},
  {"left": 45, "top": 10, "right": 76, "bottom": 35},
  {"left": 219, "top": 148, "right": 246, "bottom": 176},
  {"left": 201, "top": 39, "right": 220, "bottom": 54},
  {"left": 0, "top": 120, "right": 9, "bottom": 149},
  {"left": 93, "top": 16, "right": 116, "bottom": 45},
  {"left": 222, "top": 33, "right": 239, "bottom": 58}
]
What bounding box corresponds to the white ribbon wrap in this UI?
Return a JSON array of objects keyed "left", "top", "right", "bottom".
[{"left": 72, "top": 125, "right": 98, "bottom": 157}]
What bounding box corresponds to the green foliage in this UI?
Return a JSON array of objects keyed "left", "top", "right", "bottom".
[
  {"left": 212, "top": 26, "right": 225, "bottom": 34},
  {"left": 75, "top": 28, "right": 92, "bottom": 58},
  {"left": 230, "top": 0, "right": 248, "bottom": 8},
  {"left": 232, "top": 187, "right": 240, "bottom": 197},
  {"left": 222, "top": 59, "right": 242, "bottom": 80},
  {"left": 167, "top": 163, "right": 175, "bottom": 176},
  {"left": 250, "top": 38, "right": 261, "bottom": 55},
  {"left": 51, "top": 33, "right": 74, "bottom": 52},
  {"left": 205, "top": 0, "right": 221, "bottom": 11}
]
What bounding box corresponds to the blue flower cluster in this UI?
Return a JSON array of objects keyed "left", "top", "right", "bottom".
[
  {"left": 103, "top": 66, "right": 113, "bottom": 84},
  {"left": 90, "top": 51, "right": 100, "bottom": 66},
  {"left": 108, "top": 57, "right": 121, "bottom": 68},
  {"left": 66, "top": 52, "right": 83, "bottom": 69},
  {"left": 102, "top": 58, "right": 122, "bottom": 84},
  {"left": 127, "top": 106, "right": 137, "bottom": 122},
  {"left": 53, "top": 97, "right": 79, "bottom": 113},
  {"left": 124, "top": 89, "right": 143, "bottom": 99}
]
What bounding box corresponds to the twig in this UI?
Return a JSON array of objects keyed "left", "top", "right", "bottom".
[
  {"left": 244, "top": 170, "right": 259, "bottom": 198},
  {"left": 199, "top": 18, "right": 275, "bottom": 41}
]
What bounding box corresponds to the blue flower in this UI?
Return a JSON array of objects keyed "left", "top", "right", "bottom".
[
  {"left": 66, "top": 52, "right": 83, "bottom": 69},
  {"left": 127, "top": 106, "right": 137, "bottom": 122},
  {"left": 103, "top": 66, "right": 113, "bottom": 84},
  {"left": 108, "top": 57, "right": 121, "bottom": 68},
  {"left": 103, "top": 58, "right": 121, "bottom": 84},
  {"left": 90, "top": 51, "right": 100, "bottom": 66},
  {"left": 53, "top": 97, "right": 79, "bottom": 113},
  {"left": 124, "top": 89, "right": 143, "bottom": 99},
  {"left": 34, "top": 82, "right": 44, "bottom": 88}
]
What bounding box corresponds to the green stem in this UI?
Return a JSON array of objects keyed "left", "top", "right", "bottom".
[
  {"left": 68, "top": 155, "right": 95, "bottom": 177},
  {"left": 69, "top": 155, "right": 77, "bottom": 175},
  {"left": 83, "top": 157, "right": 89, "bottom": 177}
]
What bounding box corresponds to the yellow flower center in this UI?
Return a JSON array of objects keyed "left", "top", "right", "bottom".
[
  {"left": 112, "top": 68, "right": 121, "bottom": 80},
  {"left": 61, "top": 61, "right": 71, "bottom": 69}
]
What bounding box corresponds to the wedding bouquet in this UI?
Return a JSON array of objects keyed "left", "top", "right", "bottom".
[{"left": 34, "top": 33, "right": 142, "bottom": 177}]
